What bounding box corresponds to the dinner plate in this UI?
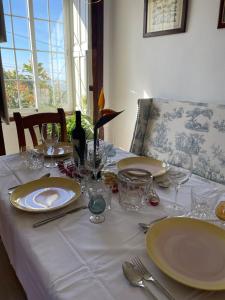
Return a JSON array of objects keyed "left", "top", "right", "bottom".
[
  {"left": 36, "top": 142, "right": 72, "bottom": 158},
  {"left": 117, "top": 156, "right": 166, "bottom": 177},
  {"left": 146, "top": 217, "right": 225, "bottom": 290},
  {"left": 10, "top": 177, "right": 81, "bottom": 213}
]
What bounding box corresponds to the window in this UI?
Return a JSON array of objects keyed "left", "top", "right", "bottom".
[{"left": 1, "top": 0, "right": 89, "bottom": 114}]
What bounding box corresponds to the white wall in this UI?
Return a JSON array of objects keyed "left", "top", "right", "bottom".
[
  {"left": 104, "top": 0, "right": 225, "bottom": 151},
  {"left": 3, "top": 122, "right": 34, "bottom": 154}
]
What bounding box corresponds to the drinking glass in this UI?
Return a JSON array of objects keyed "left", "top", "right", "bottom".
[
  {"left": 86, "top": 140, "right": 107, "bottom": 180},
  {"left": 41, "top": 123, "right": 59, "bottom": 168},
  {"left": 26, "top": 147, "right": 44, "bottom": 169},
  {"left": 190, "top": 185, "right": 220, "bottom": 219},
  {"left": 87, "top": 180, "right": 107, "bottom": 223},
  {"left": 118, "top": 168, "right": 153, "bottom": 211},
  {"left": 166, "top": 150, "right": 193, "bottom": 214}
]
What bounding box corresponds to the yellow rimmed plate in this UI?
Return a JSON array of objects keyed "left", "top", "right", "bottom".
[
  {"left": 146, "top": 217, "right": 225, "bottom": 291},
  {"left": 10, "top": 177, "right": 81, "bottom": 213},
  {"left": 36, "top": 142, "right": 72, "bottom": 158},
  {"left": 117, "top": 156, "right": 166, "bottom": 177}
]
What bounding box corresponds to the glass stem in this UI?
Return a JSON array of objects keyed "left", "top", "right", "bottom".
[
  {"left": 51, "top": 146, "right": 54, "bottom": 167},
  {"left": 174, "top": 184, "right": 180, "bottom": 207},
  {"left": 93, "top": 170, "right": 98, "bottom": 180}
]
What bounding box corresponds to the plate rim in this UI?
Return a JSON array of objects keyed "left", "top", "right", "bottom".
[
  {"left": 117, "top": 156, "right": 166, "bottom": 177},
  {"left": 10, "top": 177, "right": 81, "bottom": 213},
  {"left": 145, "top": 217, "right": 225, "bottom": 291}
]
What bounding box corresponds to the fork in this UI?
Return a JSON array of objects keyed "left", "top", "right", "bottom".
[{"left": 131, "top": 257, "right": 175, "bottom": 300}]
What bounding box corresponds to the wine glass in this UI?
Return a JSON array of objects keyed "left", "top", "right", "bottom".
[
  {"left": 41, "top": 123, "right": 59, "bottom": 168},
  {"left": 86, "top": 140, "right": 107, "bottom": 180},
  {"left": 166, "top": 150, "right": 193, "bottom": 214}
]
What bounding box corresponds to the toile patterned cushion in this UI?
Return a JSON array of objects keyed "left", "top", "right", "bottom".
[{"left": 131, "top": 98, "right": 225, "bottom": 185}]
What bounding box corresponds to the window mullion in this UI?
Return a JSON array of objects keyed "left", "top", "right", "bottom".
[
  {"left": 64, "top": 0, "right": 76, "bottom": 111},
  {"left": 27, "top": 0, "right": 39, "bottom": 111},
  {"left": 9, "top": 1, "right": 21, "bottom": 109}
]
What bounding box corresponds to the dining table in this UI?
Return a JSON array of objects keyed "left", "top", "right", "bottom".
[{"left": 0, "top": 147, "right": 225, "bottom": 300}]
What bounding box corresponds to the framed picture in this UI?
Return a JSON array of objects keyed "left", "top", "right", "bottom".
[
  {"left": 143, "top": 0, "right": 188, "bottom": 38},
  {"left": 218, "top": 0, "right": 225, "bottom": 28}
]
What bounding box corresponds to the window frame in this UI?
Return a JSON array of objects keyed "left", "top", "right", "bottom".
[{"left": 1, "top": 0, "right": 76, "bottom": 116}]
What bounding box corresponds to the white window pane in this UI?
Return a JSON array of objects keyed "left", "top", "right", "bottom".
[
  {"left": 19, "top": 81, "right": 35, "bottom": 108},
  {"left": 37, "top": 52, "right": 52, "bottom": 80},
  {"left": 54, "top": 80, "right": 67, "bottom": 105},
  {"left": 35, "top": 20, "right": 50, "bottom": 51},
  {"left": 16, "top": 50, "right": 33, "bottom": 78},
  {"left": 33, "top": 0, "right": 48, "bottom": 20},
  {"left": 52, "top": 53, "right": 66, "bottom": 81},
  {"left": 4, "top": 80, "right": 19, "bottom": 109},
  {"left": 4, "top": 15, "right": 13, "bottom": 48},
  {"left": 1, "top": 49, "right": 16, "bottom": 77},
  {"left": 50, "top": 22, "right": 64, "bottom": 52},
  {"left": 49, "top": 0, "right": 63, "bottom": 22},
  {"left": 11, "top": 0, "right": 28, "bottom": 17},
  {"left": 80, "top": 56, "right": 87, "bottom": 99},
  {"left": 13, "top": 17, "right": 30, "bottom": 49},
  {"left": 3, "top": 0, "right": 10, "bottom": 14},
  {"left": 39, "top": 80, "right": 54, "bottom": 109}
]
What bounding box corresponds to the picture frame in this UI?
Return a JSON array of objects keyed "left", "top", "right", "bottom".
[
  {"left": 143, "top": 0, "right": 188, "bottom": 38},
  {"left": 218, "top": 0, "right": 225, "bottom": 29}
]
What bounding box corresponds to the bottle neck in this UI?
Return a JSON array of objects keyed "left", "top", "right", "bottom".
[{"left": 75, "top": 111, "right": 81, "bottom": 128}]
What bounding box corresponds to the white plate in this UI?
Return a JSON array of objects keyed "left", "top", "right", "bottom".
[
  {"left": 10, "top": 177, "right": 81, "bottom": 212},
  {"left": 117, "top": 156, "right": 166, "bottom": 177},
  {"left": 146, "top": 217, "right": 225, "bottom": 290}
]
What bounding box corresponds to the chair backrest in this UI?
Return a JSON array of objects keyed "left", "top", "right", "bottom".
[
  {"left": 131, "top": 98, "right": 225, "bottom": 185},
  {"left": 13, "top": 108, "right": 67, "bottom": 151}
]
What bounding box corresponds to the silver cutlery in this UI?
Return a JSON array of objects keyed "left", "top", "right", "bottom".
[
  {"left": 139, "top": 216, "right": 168, "bottom": 233},
  {"left": 122, "top": 261, "right": 158, "bottom": 300},
  {"left": 8, "top": 173, "right": 51, "bottom": 194},
  {"left": 33, "top": 205, "right": 87, "bottom": 228},
  {"left": 131, "top": 257, "right": 175, "bottom": 300}
]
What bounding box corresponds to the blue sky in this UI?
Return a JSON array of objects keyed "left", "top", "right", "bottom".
[{"left": 1, "top": 0, "right": 65, "bottom": 80}]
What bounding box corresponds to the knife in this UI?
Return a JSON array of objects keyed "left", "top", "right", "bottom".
[
  {"left": 8, "top": 173, "right": 51, "bottom": 193},
  {"left": 33, "top": 205, "right": 87, "bottom": 228}
]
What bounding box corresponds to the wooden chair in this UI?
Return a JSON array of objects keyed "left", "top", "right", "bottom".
[{"left": 13, "top": 108, "right": 67, "bottom": 152}]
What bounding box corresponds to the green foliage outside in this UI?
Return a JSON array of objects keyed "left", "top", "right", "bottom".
[
  {"left": 4, "top": 61, "right": 93, "bottom": 140},
  {"left": 4, "top": 61, "right": 67, "bottom": 110}
]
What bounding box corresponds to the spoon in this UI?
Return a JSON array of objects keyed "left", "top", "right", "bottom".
[{"left": 122, "top": 261, "right": 158, "bottom": 299}]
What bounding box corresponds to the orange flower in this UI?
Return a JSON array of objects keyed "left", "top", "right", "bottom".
[{"left": 98, "top": 88, "right": 105, "bottom": 111}]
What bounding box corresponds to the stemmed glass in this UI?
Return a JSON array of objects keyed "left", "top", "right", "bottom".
[
  {"left": 166, "top": 150, "right": 193, "bottom": 214},
  {"left": 86, "top": 140, "right": 107, "bottom": 180},
  {"left": 41, "top": 123, "right": 59, "bottom": 168}
]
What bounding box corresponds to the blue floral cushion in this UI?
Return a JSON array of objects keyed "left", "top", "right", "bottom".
[{"left": 132, "top": 98, "right": 225, "bottom": 185}]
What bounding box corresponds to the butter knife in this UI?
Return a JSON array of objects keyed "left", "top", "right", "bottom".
[{"left": 33, "top": 205, "right": 87, "bottom": 228}]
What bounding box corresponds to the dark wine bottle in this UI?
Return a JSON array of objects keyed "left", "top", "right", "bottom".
[{"left": 72, "top": 111, "right": 86, "bottom": 166}]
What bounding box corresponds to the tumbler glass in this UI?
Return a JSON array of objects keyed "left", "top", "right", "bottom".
[{"left": 118, "top": 168, "right": 152, "bottom": 211}]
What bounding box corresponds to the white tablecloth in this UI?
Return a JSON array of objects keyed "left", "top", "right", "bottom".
[{"left": 0, "top": 149, "right": 225, "bottom": 300}]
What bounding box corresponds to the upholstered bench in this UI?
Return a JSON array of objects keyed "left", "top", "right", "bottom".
[{"left": 130, "top": 98, "right": 225, "bottom": 185}]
